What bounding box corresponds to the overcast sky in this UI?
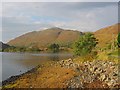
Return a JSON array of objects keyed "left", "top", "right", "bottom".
[{"left": 1, "top": 2, "right": 119, "bottom": 42}]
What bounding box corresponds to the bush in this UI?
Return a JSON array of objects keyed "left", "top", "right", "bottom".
[
  {"left": 48, "top": 43, "right": 59, "bottom": 52},
  {"left": 73, "top": 33, "right": 98, "bottom": 56}
]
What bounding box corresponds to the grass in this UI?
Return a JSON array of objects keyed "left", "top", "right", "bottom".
[
  {"left": 73, "top": 49, "right": 118, "bottom": 64},
  {"left": 3, "top": 82, "right": 18, "bottom": 88},
  {"left": 96, "top": 50, "right": 118, "bottom": 64},
  {"left": 109, "top": 50, "right": 120, "bottom": 56},
  {"left": 73, "top": 54, "right": 96, "bottom": 64},
  {"left": 3, "top": 61, "right": 77, "bottom": 88}
]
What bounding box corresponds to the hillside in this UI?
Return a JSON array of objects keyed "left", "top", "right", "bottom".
[
  {"left": 94, "top": 23, "right": 119, "bottom": 47},
  {"left": 8, "top": 28, "right": 83, "bottom": 49},
  {"left": 8, "top": 24, "right": 119, "bottom": 49},
  {"left": 0, "top": 42, "right": 10, "bottom": 51}
]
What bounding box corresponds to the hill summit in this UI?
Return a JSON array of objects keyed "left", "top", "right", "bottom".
[{"left": 8, "top": 28, "right": 83, "bottom": 48}]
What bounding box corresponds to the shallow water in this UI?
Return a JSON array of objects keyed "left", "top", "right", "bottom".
[{"left": 1, "top": 52, "right": 73, "bottom": 81}]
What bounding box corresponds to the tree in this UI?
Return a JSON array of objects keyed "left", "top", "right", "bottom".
[
  {"left": 48, "top": 43, "right": 59, "bottom": 52},
  {"left": 73, "top": 33, "right": 98, "bottom": 56}
]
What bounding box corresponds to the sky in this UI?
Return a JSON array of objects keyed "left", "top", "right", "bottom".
[{"left": 0, "top": 1, "right": 119, "bottom": 43}]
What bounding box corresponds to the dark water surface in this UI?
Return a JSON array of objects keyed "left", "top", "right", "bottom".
[{"left": 1, "top": 52, "right": 73, "bottom": 81}]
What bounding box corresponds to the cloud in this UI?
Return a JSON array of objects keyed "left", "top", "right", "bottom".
[{"left": 2, "top": 2, "right": 118, "bottom": 42}]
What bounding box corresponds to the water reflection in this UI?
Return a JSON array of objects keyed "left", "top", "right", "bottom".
[{"left": 2, "top": 52, "right": 73, "bottom": 81}]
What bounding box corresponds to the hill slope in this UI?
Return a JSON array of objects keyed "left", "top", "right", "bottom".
[
  {"left": 94, "top": 24, "right": 119, "bottom": 47},
  {"left": 8, "top": 24, "right": 119, "bottom": 49},
  {"left": 8, "top": 28, "right": 83, "bottom": 48}
]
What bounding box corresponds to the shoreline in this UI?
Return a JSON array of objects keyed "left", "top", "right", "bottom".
[
  {"left": 2, "top": 60, "right": 59, "bottom": 87},
  {"left": 1, "top": 52, "right": 73, "bottom": 85},
  {"left": 2, "top": 57, "right": 120, "bottom": 88},
  {"left": 2, "top": 64, "right": 42, "bottom": 86}
]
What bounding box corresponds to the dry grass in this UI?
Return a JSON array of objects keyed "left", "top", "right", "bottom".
[
  {"left": 4, "top": 62, "right": 77, "bottom": 88},
  {"left": 96, "top": 50, "right": 118, "bottom": 64},
  {"left": 94, "top": 23, "right": 119, "bottom": 47}
]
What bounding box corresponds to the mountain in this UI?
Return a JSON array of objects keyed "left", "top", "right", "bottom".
[
  {"left": 7, "top": 24, "right": 119, "bottom": 49},
  {"left": 8, "top": 27, "right": 83, "bottom": 48},
  {"left": 94, "top": 24, "right": 119, "bottom": 47},
  {"left": 0, "top": 42, "right": 10, "bottom": 51}
]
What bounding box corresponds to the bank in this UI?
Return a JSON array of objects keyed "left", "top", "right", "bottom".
[{"left": 2, "top": 53, "right": 119, "bottom": 88}]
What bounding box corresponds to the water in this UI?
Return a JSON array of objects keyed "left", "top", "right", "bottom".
[{"left": 1, "top": 52, "right": 73, "bottom": 81}]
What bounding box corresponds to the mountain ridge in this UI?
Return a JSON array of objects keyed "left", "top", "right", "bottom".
[
  {"left": 7, "top": 24, "right": 119, "bottom": 48},
  {"left": 8, "top": 28, "right": 83, "bottom": 48}
]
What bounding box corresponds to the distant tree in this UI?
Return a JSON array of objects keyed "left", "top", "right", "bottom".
[
  {"left": 3, "top": 45, "right": 41, "bottom": 52},
  {"left": 73, "top": 33, "right": 98, "bottom": 56},
  {"left": 3, "top": 46, "right": 16, "bottom": 52},
  {"left": 48, "top": 43, "right": 59, "bottom": 52},
  {"left": 26, "top": 46, "right": 40, "bottom": 52}
]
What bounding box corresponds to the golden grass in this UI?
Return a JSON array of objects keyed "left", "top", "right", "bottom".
[
  {"left": 94, "top": 23, "right": 119, "bottom": 47},
  {"left": 4, "top": 62, "right": 77, "bottom": 88},
  {"left": 97, "top": 50, "right": 118, "bottom": 64}
]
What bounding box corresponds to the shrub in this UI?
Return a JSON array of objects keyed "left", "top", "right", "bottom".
[
  {"left": 48, "top": 43, "right": 59, "bottom": 52},
  {"left": 73, "top": 33, "right": 98, "bottom": 56}
]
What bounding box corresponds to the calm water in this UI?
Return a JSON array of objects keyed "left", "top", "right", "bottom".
[{"left": 1, "top": 52, "right": 73, "bottom": 81}]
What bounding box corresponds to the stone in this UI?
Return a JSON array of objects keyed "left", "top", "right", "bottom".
[
  {"left": 107, "top": 80, "right": 115, "bottom": 86},
  {"left": 100, "top": 74, "right": 106, "bottom": 81},
  {"left": 58, "top": 58, "right": 119, "bottom": 88}
]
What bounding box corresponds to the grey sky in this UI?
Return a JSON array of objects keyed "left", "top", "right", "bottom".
[{"left": 1, "top": 2, "right": 119, "bottom": 42}]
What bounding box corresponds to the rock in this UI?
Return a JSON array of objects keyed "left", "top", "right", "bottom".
[
  {"left": 100, "top": 74, "right": 106, "bottom": 81},
  {"left": 59, "top": 58, "right": 119, "bottom": 88},
  {"left": 89, "top": 67, "right": 93, "bottom": 72},
  {"left": 59, "top": 58, "right": 80, "bottom": 69},
  {"left": 107, "top": 79, "right": 115, "bottom": 86}
]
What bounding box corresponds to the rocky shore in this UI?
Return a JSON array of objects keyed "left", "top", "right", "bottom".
[
  {"left": 2, "top": 58, "right": 120, "bottom": 89},
  {"left": 58, "top": 59, "right": 119, "bottom": 88}
]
